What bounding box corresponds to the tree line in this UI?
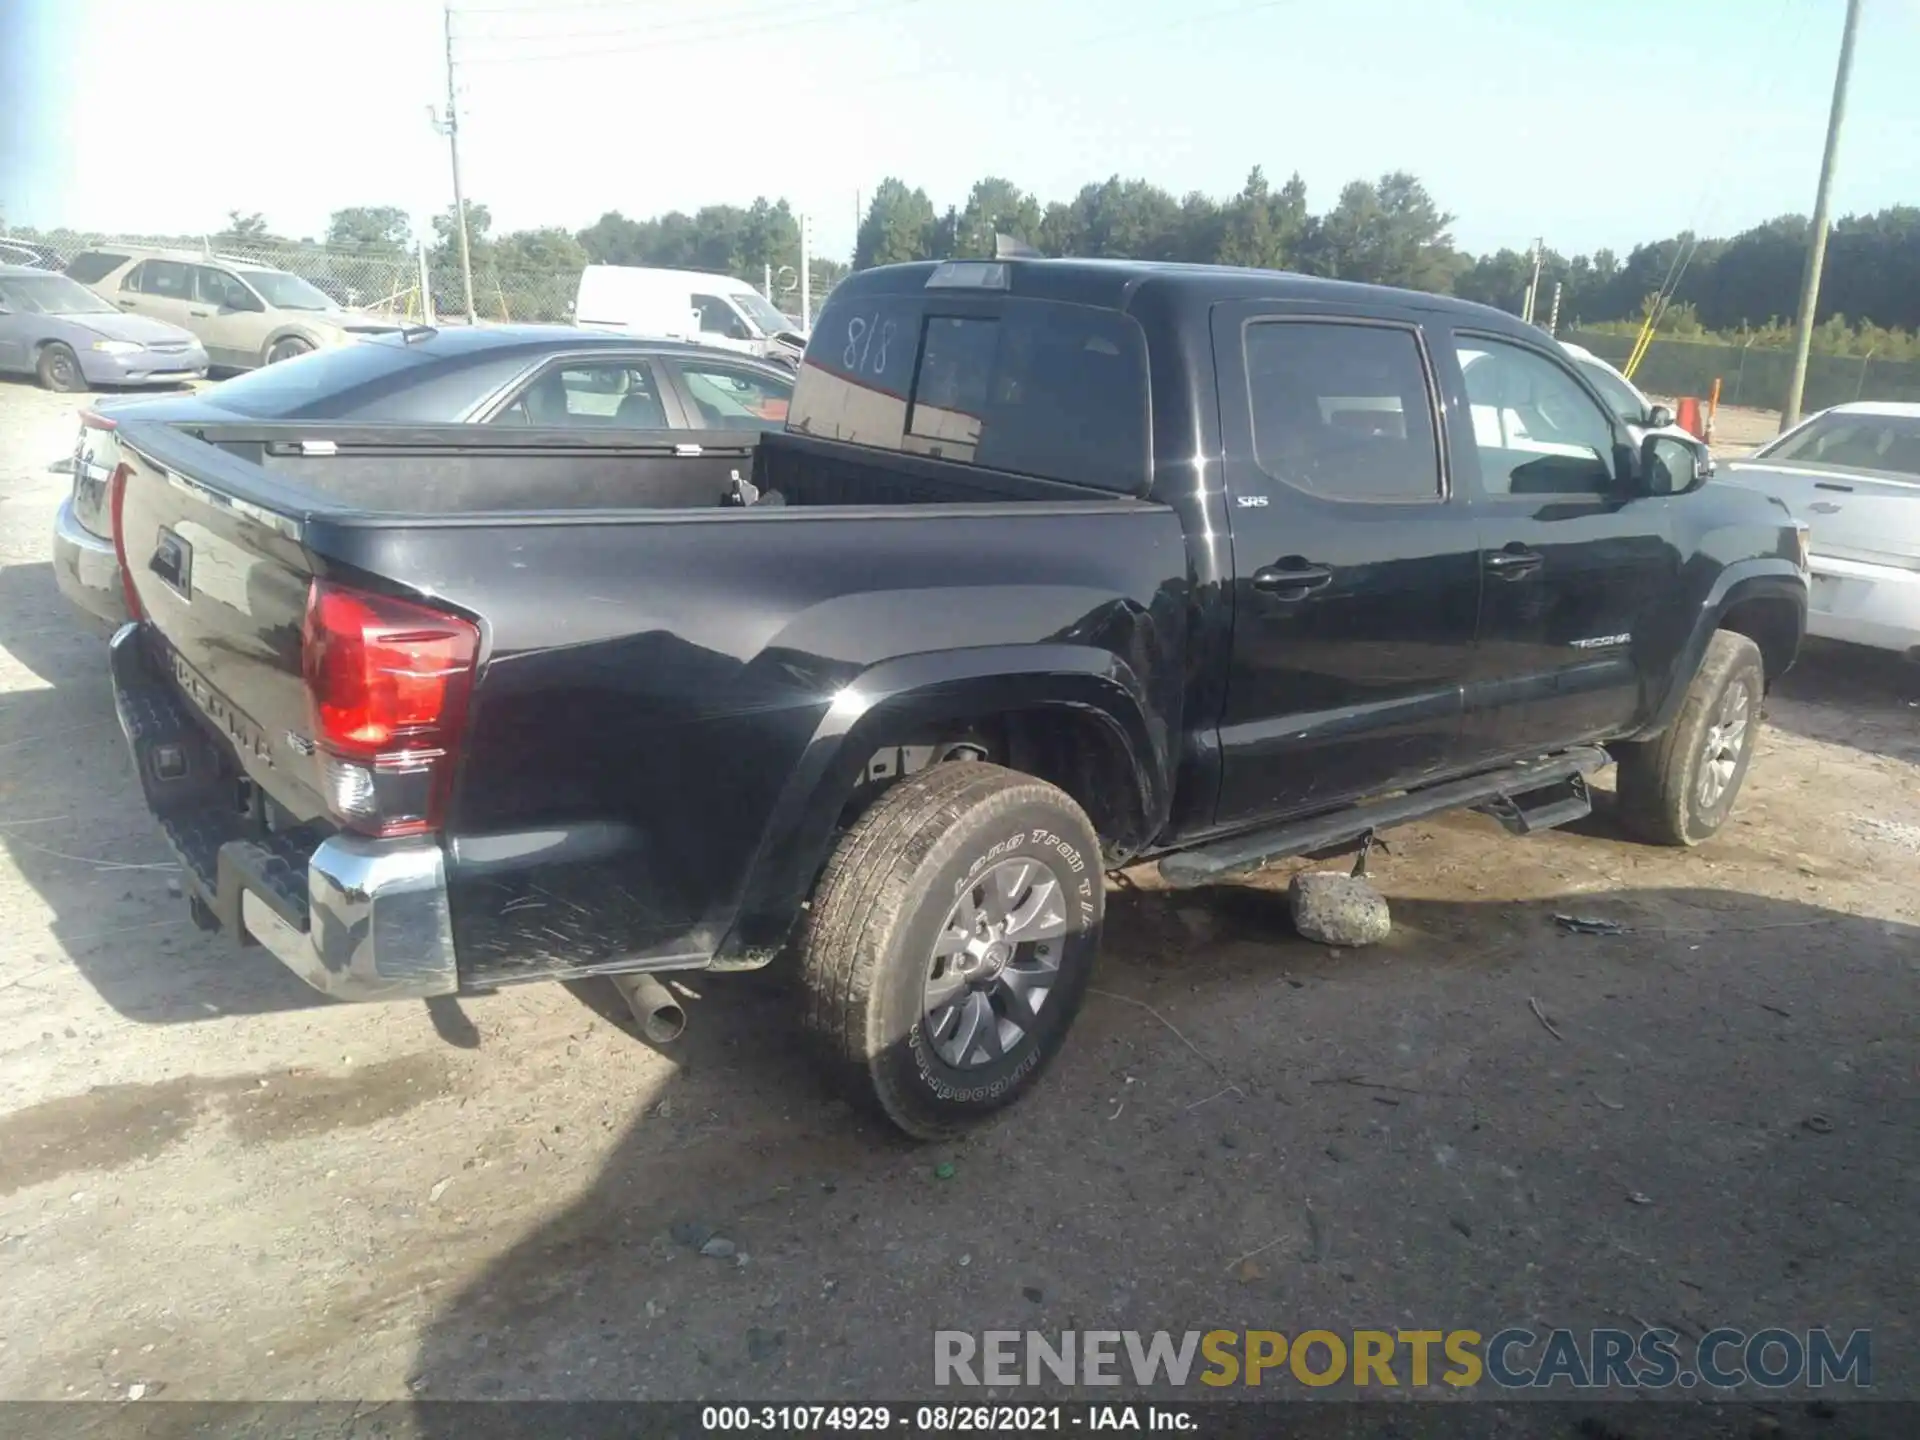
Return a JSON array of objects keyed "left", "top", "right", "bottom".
[
  {"left": 854, "top": 171, "right": 1920, "bottom": 358},
  {"left": 12, "top": 173, "right": 1919, "bottom": 356}
]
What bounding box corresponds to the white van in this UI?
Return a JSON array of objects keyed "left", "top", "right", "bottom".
[{"left": 573, "top": 266, "right": 805, "bottom": 366}]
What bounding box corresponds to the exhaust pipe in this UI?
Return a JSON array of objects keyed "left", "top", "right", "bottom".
[{"left": 610, "top": 971, "right": 687, "bottom": 1044}]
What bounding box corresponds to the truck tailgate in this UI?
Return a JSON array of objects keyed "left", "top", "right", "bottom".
[{"left": 113, "top": 425, "right": 332, "bottom": 825}]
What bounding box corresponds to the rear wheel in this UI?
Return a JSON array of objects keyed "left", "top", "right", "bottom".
[
  {"left": 1614, "top": 629, "right": 1765, "bottom": 846},
  {"left": 36, "top": 342, "right": 85, "bottom": 393},
  {"left": 265, "top": 336, "right": 312, "bottom": 365},
  {"left": 798, "top": 761, "right": 1103, "bottom": 1140}
]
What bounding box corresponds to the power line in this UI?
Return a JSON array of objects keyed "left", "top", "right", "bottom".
[
  {"left": 458, "top": 0, "right": 1295, "bottom": 74},
  {"left": 452, "top": 0, "right": 856, "bottom": 45},
  {"left": 453, "top": 0, "right": 935, "bottom": 64}
]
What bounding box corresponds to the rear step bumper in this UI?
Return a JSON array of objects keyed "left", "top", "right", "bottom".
[
  {"left": 1158, "top": 745, "right": 1611, "bottom": 888},
  {"left": 108, "top": 623, "right": 458, "bottom": 1001}
]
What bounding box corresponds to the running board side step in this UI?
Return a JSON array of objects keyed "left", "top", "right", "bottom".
[{"left": 1157, "top": 746, "right": 1611, "bottom": 888}]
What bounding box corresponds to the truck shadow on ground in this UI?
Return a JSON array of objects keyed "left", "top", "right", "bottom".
[
  {"left": 0, "top": 561, "right": 332, "bottom": 1022},
  {"left": 406, "top": 882, "right": 1917, "bottom": 1405}
]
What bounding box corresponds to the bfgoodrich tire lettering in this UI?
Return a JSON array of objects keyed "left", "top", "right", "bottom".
[
  {"left": 1615, "top": 629, "right": 1766, "bottom": 846},
  {"left": 798, "top": 762, "right": 1103, "bottom": 1140}
]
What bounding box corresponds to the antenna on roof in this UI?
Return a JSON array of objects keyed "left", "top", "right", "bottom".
[{"left": 994, "top": 234, "right": 1042, "bottom": 260}]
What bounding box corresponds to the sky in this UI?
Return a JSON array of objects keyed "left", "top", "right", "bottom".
[{"left": 3, "top": 0, "right": 1917, "bottom": 264}]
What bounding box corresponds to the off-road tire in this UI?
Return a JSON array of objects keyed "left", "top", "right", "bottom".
[
  {"left": 265, "top": 336, "right": 313, "bottom": 366},
  {"left": 797, "top": 761, "right": 1103, "bottom": 1140},
  {"left": 37, "top": 342, "right": 85, "bottom": 393},
  {"left": 1614, "top": 629, "right": 1766, "bottom": 846}
]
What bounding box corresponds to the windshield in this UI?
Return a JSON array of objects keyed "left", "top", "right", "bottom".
[
  {"left": 730, "top": 290, "right": 795, "bottom": 336},
  {"left": 237, "top": 268, "right": 338, "bottom": 312},
  {"left": 1574, "top": 356, "right": 1650, "bottom": 425},
  {"left": 1757, "top": 412, "right": 1920, "bottom": 477},
  {"left": 0, "top": 273, "right": 118, "bottom": 317}
]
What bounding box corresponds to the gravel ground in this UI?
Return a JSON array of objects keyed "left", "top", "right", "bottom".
[{"left": 0, "top": 377, "right": 1915, "bottom": 1417}]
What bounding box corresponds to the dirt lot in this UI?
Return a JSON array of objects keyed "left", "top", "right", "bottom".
[{"left": 0, "top": 380, "right": 1915, "bottom": 1413}]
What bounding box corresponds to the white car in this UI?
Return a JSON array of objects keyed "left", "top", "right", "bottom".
[
  {"left": 574, "top": 265, "right": 805, "bottom": 367},
  {"left": 1560, "top": 341, "right": 1714, "bottom": 472},
  {"left": 1716, "top": 401, "right": 1920, "bottom": 658}
]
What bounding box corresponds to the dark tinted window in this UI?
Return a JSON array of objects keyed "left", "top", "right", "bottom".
[
  {"left": 65, "top": 251, "right": 130, "bottom": 284},
  {"left": 791, "top": 293, "right": 1150, "bottom": 493},
  {"left": 1245, "top": 322, "right": 1441, "bottom": 502},
  {"left": 693, "top": 293, "right": 747, "bottom": 339},
  {"left": 1761, "top": 412, "right": 1920, "bottom": 478},
  {"left": 201, "top": 337, "right": 459, "bottom": 418},
  {"left": 128, "top": 259, "right": 191, "bottom": 298}
]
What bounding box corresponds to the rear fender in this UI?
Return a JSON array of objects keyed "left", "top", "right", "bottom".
[{"left": 717, "top": 643, "right": 1170, "bottom": 961}]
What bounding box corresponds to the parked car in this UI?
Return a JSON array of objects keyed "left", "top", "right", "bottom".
[
  {"left": 0, "top": 264, "right": 207, "bottom": 392},
  {"left": 1560, "top": 340, "right": 1714, "bottom": 474},
  {"left": 0, "top": 237, "right": 63, "bottom": 270},
  {"left": 100, "top": 258, "right": 1804, "bottom": 1138},
  {"left": 1715, "top": 401, "right": 1919, "bottom": 659},
  {"left": 52, "top": 324, "right": 795, "bottom": 628},
  {"left": 574, "top": 264, "right": 806, "bottom": 366},
  {"left": 63, "top": 246, "right": 407, "bottom": 371}
]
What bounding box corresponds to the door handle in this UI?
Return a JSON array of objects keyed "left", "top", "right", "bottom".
[
  {"left": 1252, "top": 561, "right": 1333, "bottom": 599},
  {"left": 117, "top": 300, "right": 136, "bottom": 309},
  {"left": 189, "top": 308, "right": 210, "bottom": 317},
  {"left": 1485, "top": 546, "right": 1544, "bottom": 580}
]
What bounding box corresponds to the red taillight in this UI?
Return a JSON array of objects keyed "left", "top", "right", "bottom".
[
  {"left": 81, "top": 409, "right": 118, "bottom": 432},
  {"left": 108, "top": 462, "right": 143, "bottom": 621},
  {"left": 301, "top": 580, "right": 480, "bottom": 838}
]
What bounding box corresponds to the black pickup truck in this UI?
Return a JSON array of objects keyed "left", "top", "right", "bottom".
[{"left": 100, "top": 258, "right": 1808, "bottom": 1137}]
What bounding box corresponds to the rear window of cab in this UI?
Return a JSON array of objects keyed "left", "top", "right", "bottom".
[{"left": 789, "top": 284, "right": 1151, "bottom": 495}]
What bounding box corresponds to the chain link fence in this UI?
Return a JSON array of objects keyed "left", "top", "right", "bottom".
[
  {"left": 1563, "top": 329, "right": 1920, "bottom": 414},
  {"left": 9, "top": 231, "right": 583, "bottom": 326}
]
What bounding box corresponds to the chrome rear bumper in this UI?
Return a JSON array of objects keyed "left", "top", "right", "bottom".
[
  {"left": 108, "top": 621, "right": 458, "bottom": 1001},
  {"left": 240, "top": 836, "right": 458, "bottom": 1001}
]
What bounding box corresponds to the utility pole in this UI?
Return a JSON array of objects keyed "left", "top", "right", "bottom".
[
  {"left": 1781, "top": 0, "right": 1863, "bottom": 430},
  {"left": 800, "top": 213, "right": 812, "bottom": 332},
  {"left": 1523, "top": 237, "right": 1544, "bottom": 325},
  {"left": 427, "top": 4, "right": 476, "bottom": 326}
]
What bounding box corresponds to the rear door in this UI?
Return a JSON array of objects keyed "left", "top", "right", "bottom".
[
  {"left": 1210, "top": 303, "right": 1482, "bottom": 829},
  {"left": 1440, "top": 329, "right": 1682, "bottom": 763},
  {"left": 118, "top": 259, "right": 195, "bottom": 331}
]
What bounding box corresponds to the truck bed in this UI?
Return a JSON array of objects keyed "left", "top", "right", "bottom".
[{"left": 108, "top": 418, "right": 1187, "bottom": 991}]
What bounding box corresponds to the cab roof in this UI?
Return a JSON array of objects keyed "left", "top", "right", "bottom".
[{"left": 827, "top": 257, "right": 1533, "bottom": 332}]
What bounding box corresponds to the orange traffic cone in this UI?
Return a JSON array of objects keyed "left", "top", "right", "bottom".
[{"left": 1675, "top": 396, "right": 1706, "bottom": 439}]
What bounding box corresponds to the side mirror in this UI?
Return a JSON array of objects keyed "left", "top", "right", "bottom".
[
  {"left": 1640, "top": 433, "right": 1705, "bottom": 496},
  {"left": 1645, "top": 403, "right": 1675, "bottom": 430}
]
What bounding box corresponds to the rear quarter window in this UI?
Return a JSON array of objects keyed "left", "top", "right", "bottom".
[
  {"left": 790, "top": 293, "right": 1150, "bottom": 494},
  {"left": 65, "top": 252, "right": 131, "bottom": 284},
  {"left": 199, "top": 339, "right": 503, "bottom": 419}
]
